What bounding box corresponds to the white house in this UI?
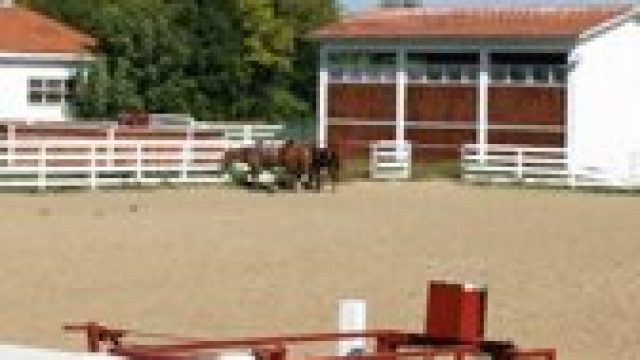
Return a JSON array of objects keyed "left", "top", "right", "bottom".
[
  {"left": 0, "top": 0, "right": 94, "bottom": 122},
  {"left": 311, "top": 5, "right": 640, "bottom": 185}
]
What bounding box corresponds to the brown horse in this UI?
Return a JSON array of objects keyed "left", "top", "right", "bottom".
[
  {"left": 309, "top": 145, "right": 340, "bottom": 192},
  {"left": 223, "top": 143, "right": 279, "bottom": 189},
  {"left": 277, "top": 140, "right": 341, "bottom": 192},
  {"left": 277, "top": 140, "right": 313, "bottom": 190},
  {"left": 224, "top": 140, "right": 340, "bottom": 192}
]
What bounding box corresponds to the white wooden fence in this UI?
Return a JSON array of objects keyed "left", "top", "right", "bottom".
[
  {"left": 462, "top": 144, "right": 569, "bottom": 184},
  {"left": 0, "top": 122, "right": 286, "bottom": 191},
  {"left": 370, "top": 141, "right": 412, "bottom": 180},
  {"left": 2, "top": 122, "right": 285, "bottom": 144},
  {"left": 462, "top": 144, "right": 640, "bottom": 188},
  {"left": 185, "top": 123, "right": 284, "bottom": 142},
  {"left": 0, "top": 139, "right": 244, "bottom": 190}
]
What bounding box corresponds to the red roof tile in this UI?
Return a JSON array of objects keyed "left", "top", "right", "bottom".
[
  {"left": 0, "top": 6, "right": 95, "bottom": 53},
  {"left": 311, "top": 5, "right": 633, "bottom": 40}
]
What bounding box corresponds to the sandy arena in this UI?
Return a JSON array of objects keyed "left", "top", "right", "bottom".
[{"left": 0, "top": 182, "right": 638, "bottom": 360}]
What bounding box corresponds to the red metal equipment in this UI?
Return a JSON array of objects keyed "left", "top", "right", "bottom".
[
  {"left": 64, "top": 281, "right": 556, "bottom": 360},
  {"left": 425, "top": 281, "right": 487, "bottom": 343}
]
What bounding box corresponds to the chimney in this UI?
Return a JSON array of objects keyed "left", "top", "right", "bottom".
[{"left": 0, "top": 0, "right": 13, "bottom": 8}]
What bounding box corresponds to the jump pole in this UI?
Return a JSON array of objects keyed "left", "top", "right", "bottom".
[{"left": 337, "top": 299, "right": 367, "bottom": 356}]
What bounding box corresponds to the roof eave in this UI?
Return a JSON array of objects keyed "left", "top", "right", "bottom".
[
  {"left": 310, "top": 34, "right": 578, "bottom": 42},
  {"left": 578, "top": 5, "right": 639, "bottom": 41}
]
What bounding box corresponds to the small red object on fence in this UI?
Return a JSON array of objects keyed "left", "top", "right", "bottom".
[{"left": 119, "top": 111, "right": 150, "bottom": 129}]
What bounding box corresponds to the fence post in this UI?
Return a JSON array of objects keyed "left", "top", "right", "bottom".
[
  {"left": 243, "top": 125, "right": 252, "bottom": 146},
  {"left": 568, "top": 156, "right": 577, "bottom": 189},
  {"left": 181, "top": 142, "right": 189, "bottom": 181},
  {"left": 90, "top": 144, "right": 97, "bottom": 190},
  {"left": 408, "top": 143, "right": 412, "bottom": 179},
  {"left": 107, "top": 126, "right": 116, "bottom": 167},
  {"left": 516, "top": 149, "right": 524, "bottom": 181},
  {"left": 7, "top": 124, "right": 15, "bottom": 167},
  {"left": 136, "top": 143, "right": 143, "bottom": 182},
  {"left": 38, "top": 143, "right": 46, "bottom": 191},
  {"left": 370, "top": 143, "right": 377, "bottom": 179}
]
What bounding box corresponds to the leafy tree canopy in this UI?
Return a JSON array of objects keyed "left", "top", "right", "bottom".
[{"left": 21, "top": 0, "right": 339, "bottom": 122}]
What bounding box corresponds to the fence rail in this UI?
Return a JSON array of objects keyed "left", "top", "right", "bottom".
[
  {"left": 462, "top": 144, "right": 575, "bottom": 186},
  {"left": 462, "top": 144, "right": 640, "bottom": 188},
  {"left": 310, "top": 348, "right": 556, "bottom": 360},
  {"left": 0, "top": 139, "right": 251, "bottom": 190},
  {"left": 370, "top": 141, "right": 412, "bottom": 180},
  {"left": 1, "top": 121, "right": 284, "bottom": 144}
]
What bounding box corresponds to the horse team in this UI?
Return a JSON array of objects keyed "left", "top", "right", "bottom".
[{"left": 223, "top": 140, "right": 340, "bottom": 192}]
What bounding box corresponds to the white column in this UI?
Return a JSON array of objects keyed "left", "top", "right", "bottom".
[
  {"left": 395, "top": 49, "right": 407, "bottom": 147},
  {"left": 318, "top": 46, "right": 329, "bottom": 148},
  {"left": 478, "top": 49, "right": 490, "bottom": 161},
  {"left": 567, "top": 49, "right": 579, "bottom": 186},
  {"left": 338, "top": 299, "right": 367, "bottom": 356}
]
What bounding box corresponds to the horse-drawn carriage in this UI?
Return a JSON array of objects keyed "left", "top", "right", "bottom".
[{"left": 223, "top": 140, "right": 340, "bottom": 192}]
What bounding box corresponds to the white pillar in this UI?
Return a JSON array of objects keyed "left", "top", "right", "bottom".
[
  {"left": 566, "top": 50, "right": 579, "bottom": 187},
  {"left": 478, "top": 50, "right": 490, "bottom": 161},
  {"left": 395, "top": 49, "right": 407, "bottom": 147},
  {"left": 318, "top": 47, "right": 329, "bottom": 149},
  {"left": 338, "top": 299, "right": 367, "bottom": 356}
]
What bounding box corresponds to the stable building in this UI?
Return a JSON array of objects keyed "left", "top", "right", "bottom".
[
  {"left": 0, "top": 0, "right": 94, "bottom": 122},
  {"left": 311, "top": 5, "right": 640, "bottom": 183}
]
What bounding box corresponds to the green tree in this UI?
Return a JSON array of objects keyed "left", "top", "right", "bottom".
[
  {"left": 73, "top": 57, "right": 110, "bottom": 118},
  {"left": 273, "top": 0, "right": 339, "bottom": 119},
  {"left": 20, "top": 0, "right": 339, "bottom": 122}
]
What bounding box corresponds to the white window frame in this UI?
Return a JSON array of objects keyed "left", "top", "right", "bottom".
[{"left": 28, "top": 77, "right": 75, "bottom": 106}]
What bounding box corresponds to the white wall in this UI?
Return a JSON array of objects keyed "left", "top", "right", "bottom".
[
  {"left": 0, "top": 58, "right": 81, "bottom": 122},
  {"left": 570, "top": 14, "right": 640, "bottom": 180}
]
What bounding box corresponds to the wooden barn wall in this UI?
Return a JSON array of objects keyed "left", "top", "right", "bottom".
[
  {"left": 408, "top": 86, "right": 477, "bottom": 123},
  {"left": 329, "top": 124, "right": 474, "bottom": 161},
  {"left": 328, "top": 84, "right": 395, "bottom": 120},
  {"left": 406, "top": 128, "right": 475, "bottom": 145},
  {"left": 408, "top": 128, "right": 476, "bottom": 161},
  {"left": 488, "top": 130, "right": 565, "bottom": 147},
  {"left": 488, "top": 87, "right": 566, "bottom": 125},
  {"left": 327, "top": 85, "right": 567, "bottom": 161},
  {"left": 328, "top": 124, "right": 394, "bottom": 159}
]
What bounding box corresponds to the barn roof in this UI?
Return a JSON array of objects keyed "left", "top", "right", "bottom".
[
  {"left": 0, "top": 6, "right": 95, "bottom": 54},
  {"left": 310, "top": 5, "right": 634, "bottom": 40}
]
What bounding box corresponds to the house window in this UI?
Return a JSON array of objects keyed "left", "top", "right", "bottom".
[{"left": 28, "top": 78, "right": 75, "bottom": 105}]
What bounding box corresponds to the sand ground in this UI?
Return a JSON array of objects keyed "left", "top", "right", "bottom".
[{"left": 0, "top": 182, "right": 638, "bottom": 359}]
